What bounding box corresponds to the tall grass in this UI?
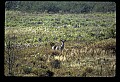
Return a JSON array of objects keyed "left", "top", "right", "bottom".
[{"left": 4, "top": 11, "right": 116, "bottom": 77}]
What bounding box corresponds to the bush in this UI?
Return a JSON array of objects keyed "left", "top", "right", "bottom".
[
  {"left": 23, "top": 66, "right": 32, "bottom": 74},
  {"left": 105, "top": 24, "right": 116, "bottom": 39},
  {"left": 50, "top": 60, "right": 61, "bottom": 69}
]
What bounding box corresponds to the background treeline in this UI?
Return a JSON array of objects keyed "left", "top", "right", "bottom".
[{"left": 5, "top": 1, "right": 116, "bottom": 13}]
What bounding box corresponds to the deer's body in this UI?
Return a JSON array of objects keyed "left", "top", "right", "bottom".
[{"left": 52, "top": 40, "right": 66, "bottom": 52}]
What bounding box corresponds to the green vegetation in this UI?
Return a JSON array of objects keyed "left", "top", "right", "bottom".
[
  {"left": 5, "top": 1, "right": 116, "bottom": 77},
  {"left": 5, "top": 1, "right": 116, "bottom": 13}
]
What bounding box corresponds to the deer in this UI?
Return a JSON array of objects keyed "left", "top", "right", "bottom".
[
  {"left": 52, "top": 40, "right": 66, "bottom": 52},
  {"left": 50, "top": 40, "right": 67, "bottom": 61}
]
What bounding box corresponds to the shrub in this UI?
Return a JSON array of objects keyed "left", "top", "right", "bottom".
[
  {"left": 23, "top": 66, "right": 32, "bottom": 74},
  {"left": 50, "top": 59, "right": 61, "bottom": 69},
  {"left": 107, "top": 24, "right": 116, "bottom": 38}
]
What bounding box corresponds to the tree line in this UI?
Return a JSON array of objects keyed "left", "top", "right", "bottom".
[{"left": 5, "top": 1, "right": 116, "bottom": 13}]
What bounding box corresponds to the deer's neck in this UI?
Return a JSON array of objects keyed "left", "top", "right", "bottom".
[{"left": 61, "top": 42, "right": 64, "bottom": 48}]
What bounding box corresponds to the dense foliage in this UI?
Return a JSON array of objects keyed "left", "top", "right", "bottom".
[{"left": 5, "top": 1, "right": 116, "bottom": 13}]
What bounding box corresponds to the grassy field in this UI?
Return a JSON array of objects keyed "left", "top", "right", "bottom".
[{"left": 4, "top": 11, "right": 116, "bottom": 77}]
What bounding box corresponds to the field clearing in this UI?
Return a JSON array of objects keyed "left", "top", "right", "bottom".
[{"left": 5, "top": 11, "right": 116, "bottom": 77}]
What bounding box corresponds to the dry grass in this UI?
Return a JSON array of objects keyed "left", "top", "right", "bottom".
[{"left": 4, "top": 38, "right": 116, "bottom": 77}]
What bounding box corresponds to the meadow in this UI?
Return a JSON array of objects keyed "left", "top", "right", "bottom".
[{"left": 4, "top": 11, "right": 116, "bottom": 77}]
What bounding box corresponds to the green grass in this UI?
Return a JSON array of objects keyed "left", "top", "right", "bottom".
[{"left": 4, "top": 10, "right": 116, "bottom": 77}]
